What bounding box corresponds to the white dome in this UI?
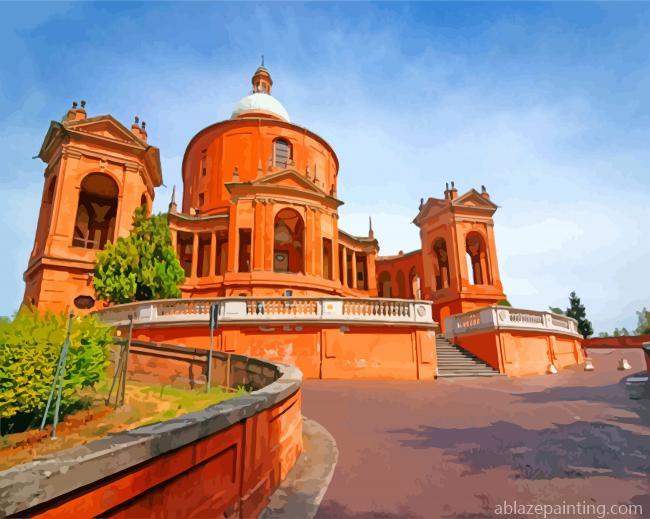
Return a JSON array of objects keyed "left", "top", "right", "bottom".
[{"left": 231, "top": 92, "right": 290, "bottom": 122}]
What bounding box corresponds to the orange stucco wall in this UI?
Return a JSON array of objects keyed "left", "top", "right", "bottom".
[
  {"left": 26, "top": 389, "right": 302, "bottom": 519},
  {"left": 375, "top": 250, "right": 424, "bottom": 299},
  {"left": 130, "top": 323, "right": 437, "bottom": 381},
  {"left": 183, "top": 118, "right": 339, "bottom": 213},
  {"left": 450, "top": 329, "right": 584, "bottom": 376},
  {"left": 583, "top": 334, "right": 650, "bottom": 349}
]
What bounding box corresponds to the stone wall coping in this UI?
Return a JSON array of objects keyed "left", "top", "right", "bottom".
[{"left": 0, "top": 361, "right": 302, "bottom": 518}]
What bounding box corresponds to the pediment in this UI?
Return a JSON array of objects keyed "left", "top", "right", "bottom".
[
  {"left": 251, "top": 169, "right": 331, "bottom": 196},
  {"left": 65, "top": 116, "right": 145, "bottom": 148},
  {"left": 453, "top": 189, "right": 498, "bottom": 210}
]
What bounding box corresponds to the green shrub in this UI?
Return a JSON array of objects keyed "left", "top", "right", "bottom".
[
  {"left": 497, "top": 299, "right": 512, "bottom": 307},
  {"left": 94, "top": 207, "right": 185, "bottom": 304},
  {"left": 0, "top": 308, "right": 113, "bottom": 433}
]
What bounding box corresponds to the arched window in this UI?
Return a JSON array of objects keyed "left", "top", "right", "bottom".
[
  {"left": 433, "top": 238, "right": 450, "bottom": 290},
  {"left": 273, "top": 138, "right": 292, "bottom": 168},
  {"left": 73, "top": 173, "right": 118, "bottom": 250},
  {"left": 378, "top": 271, "right": 392, "bottom": 297},
  {"left": 396, "top": 270, "right": 406, "bottom": 298},
  {"left": 274, "top": 208, "right": 304, "bottom": 273},
  {"left": 466, "top": 232, "right": 491, "bottom": 285}
]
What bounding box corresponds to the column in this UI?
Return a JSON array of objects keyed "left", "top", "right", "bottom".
[
  {"left": 304, "top": 207, "right": 314, "bottom": 275},
  {"left": 351, "top": 250, "right": 357, "bottom": 289},
  {"left": 191, "top": 232, "right": 198, "bottom": 279},
  {"left": 342, "top": 246, "right": 348, "bottom": 287},
  {"left": 479, "top": 252, "right": 489, "bottom": 285},
  {"left": 366, "top": 253, "right": 377, "bottom": 293},
  {"left": 314, "top": 209, "right": 322, "bottom": 277},
  {"left": 170, "top": 228, "right": 177, "bottom": 254},
  {"left": 209, "top": 231, "right": 217, "bottom": 276},
  {"left": 264, "top": 201, "right": 274, "bottom": 271},
  {"left": 253, "top": 200, "right": 265, "bottom": 270},
  {"left": 332, "top": 215, "right": 340, "bottom": 282},
  {"left": 226, "top": 205, "right": 238, "bottom": 272}
]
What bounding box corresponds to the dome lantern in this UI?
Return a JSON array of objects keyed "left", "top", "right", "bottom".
[
  {"left": 252, "top": 59, "right": 273, "bottom": 94},
  {"left": 231, "top": 62, "right": 290, "bottom": 122}
]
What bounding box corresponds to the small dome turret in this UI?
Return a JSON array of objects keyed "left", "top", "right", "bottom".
[{"left": 231, "top": 63, "right": 290, "bottom": 122}]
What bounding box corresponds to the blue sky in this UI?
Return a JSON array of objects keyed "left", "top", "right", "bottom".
[{"left": 1, "top": 2, "right": 648, "bottom": 333}]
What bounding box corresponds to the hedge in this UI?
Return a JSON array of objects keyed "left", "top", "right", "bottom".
[{"left": 0, "top": 308, "right": 114, "bottom": 433}]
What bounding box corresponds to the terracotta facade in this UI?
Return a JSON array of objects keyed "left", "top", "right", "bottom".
[
  {"left": 24, "top": 104, "right": 161, "bottom": 311},
  {"left": 376, "top": 182, "right": 507, "bottom": 328}
]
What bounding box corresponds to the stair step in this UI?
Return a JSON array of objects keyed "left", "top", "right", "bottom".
[
  {"left": 435, "top": 335, "right": 501, "bottom": 378},
  {"left": 438, "top": 372, "right": 502, "bottom": 378}
]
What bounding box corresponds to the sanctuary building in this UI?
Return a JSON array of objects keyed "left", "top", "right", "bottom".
[{"left": 22, "top": 65, "right": 584, "bottom": 379}]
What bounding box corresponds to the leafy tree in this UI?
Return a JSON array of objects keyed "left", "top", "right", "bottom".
[
  {"left": 613, "top": 327, "right": 630, "bottom": 337},
  {"left": 0, "top": 308, "right": 113, "bottom": 432},
  {"left": 94, "top": 207, "right": 185, "bottom": 304},
  {"left": 565, "top": 291, "right": 593, "bottom": 339},
  {"left": 497, "top": 299, "right": 512, "bottom": 307},
  {"left": 635, "top": 307, "right": 650, "bottom": 335},
  {"left": 549, "top": 306, "right": 565, "bottom": 315}
]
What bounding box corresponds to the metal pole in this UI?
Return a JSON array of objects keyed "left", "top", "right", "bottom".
[
  {"left": 119, "top": 315, "right": 134, "bottom": 407},
  {"left": 51, "top": 312, "right": 74, "bottom": 439},
  {"left": 40, "top": 336, "right": 67, "bottom": 430},
  {"left": 106, "top": 338, "right": 126, "bottom": 408},
  {"left": 207, "top": 303, "right": 218, "bottom": 392}
]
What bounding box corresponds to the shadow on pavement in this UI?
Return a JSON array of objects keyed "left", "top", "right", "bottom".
[{"left": 389, "top": 420, "right": 650, "bottom": 480}]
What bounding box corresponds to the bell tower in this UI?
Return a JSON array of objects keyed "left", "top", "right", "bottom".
[
  {"left": 414, "top": 183, "right": 506, "bottom": 327},
  {"left": 23, "top": 102, "right": 162, "bottom": 312}
]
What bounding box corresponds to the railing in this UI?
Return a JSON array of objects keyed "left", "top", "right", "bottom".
[
  {"left": 444, "top": 306, "right": 580, "bottom": 339},
  {"left": 97, "top": 297, "right": 436, "bottom": 328}
]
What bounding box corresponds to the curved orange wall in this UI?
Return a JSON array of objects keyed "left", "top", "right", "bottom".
[
  {"left": 27, "top": 390, "right": 301, "bottom": 518},
  {"left": 182, "top": 118, "right": 339, "bottom": 214},
  {"left": 375, "top": 250, "right": 424, "bottom": 298},
  {"left": 131, "top": 323, "right": 437, "bottom": 381}
]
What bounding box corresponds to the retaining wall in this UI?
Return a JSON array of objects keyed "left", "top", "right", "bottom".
[
  {"left": 583, "top": 334, "right": 650, "bottom": 350},
  {"left": 128, "top": 323, "right": 437, "bottom": 380},
  {"left": 451, "top": 330, "right": 583, "bottom": 376},
  {"left": 0, "top": 359, "right": 302, "bottom": 518}
]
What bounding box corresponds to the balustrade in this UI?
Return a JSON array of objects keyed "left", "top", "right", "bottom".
[
  {"left": 444, "top": 306, "right": 580, "bottom": 338},
  {"left": 97, "top": 297, "right": 435, "bottom": 327}
]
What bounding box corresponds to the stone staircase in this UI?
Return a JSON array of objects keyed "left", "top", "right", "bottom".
[{"left": 436, "top": 335, "right": 502, "bottom": 378}]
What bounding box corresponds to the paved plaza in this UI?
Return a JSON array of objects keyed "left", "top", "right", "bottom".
[{"left": 303, "top": 350, "right": 649, "bottom": 518}]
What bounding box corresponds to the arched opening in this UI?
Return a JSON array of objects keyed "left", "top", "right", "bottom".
[
  {"left": 408, "top": 267, "right": 419, "bottom": 299},
  {"left": 46, "top": 177, "right": 57, "bottom": 204},
  {"left": 378, "top": 271, "right": 392, "bottom": 297},
  {"left": 396, "top": 270, "right": 406, "bottom": 298},
  {"left": 273, "top": 138, "right": 292, "bottom": 168},
  {"left": 433, "top": 238, "right": 450, "bottom": 290},
  {"left": 274, "top": 208, "right": 304, "bottom": 273},
  {"left": 466, "top": 232, "right": 491, "bottom": 285},
  {"left": 140, "top": 193, "right": 149, "bottom": 215},
  {"left": 73, "top": 173, "right": 118, "bottom": 250},
  {"left": 33, "top": 176, "right": 58, "bottom": 258}
]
